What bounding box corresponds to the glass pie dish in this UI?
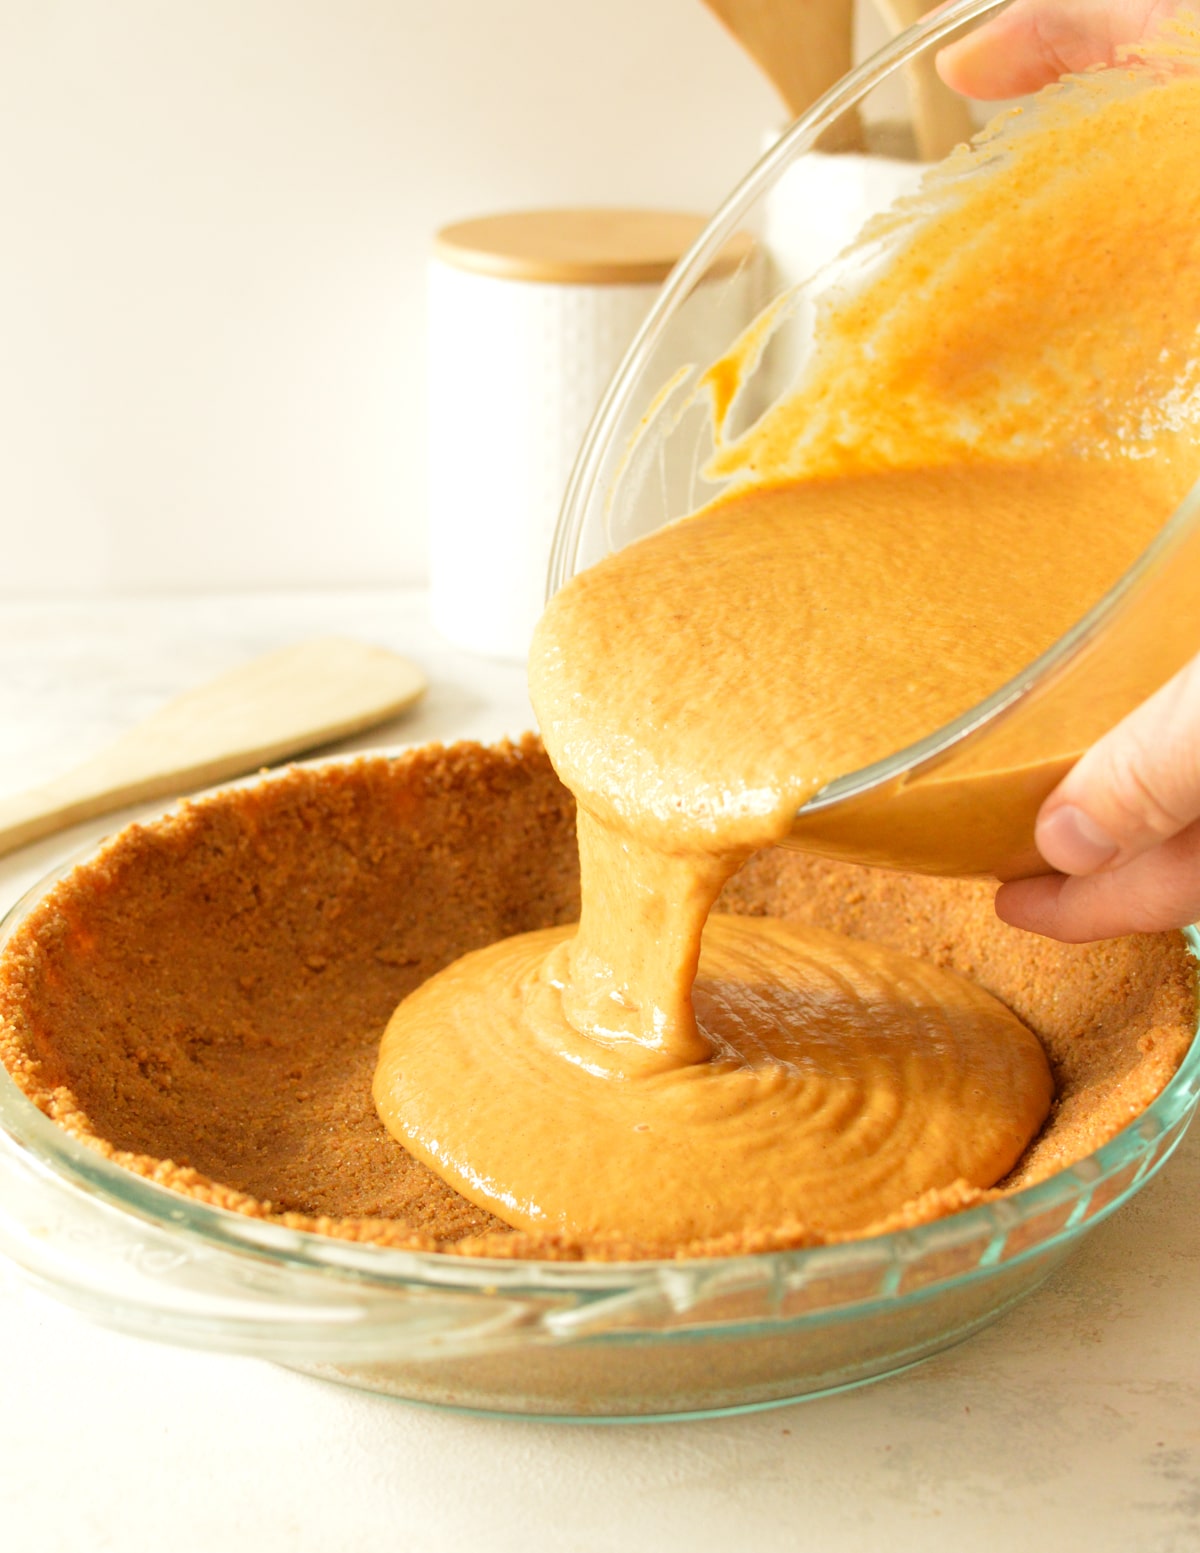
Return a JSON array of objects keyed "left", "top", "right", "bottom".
[{"left": 0, "top": 747, "right": 1195, "bottom": 1422}]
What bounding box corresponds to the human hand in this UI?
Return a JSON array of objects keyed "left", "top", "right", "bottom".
[
  {"left": 936, "top": 0, "right": 1196, "bottom": 941},
  {"left": 995, "top": 655, "right": 1200, "bottom": 940},
  {"left": 937, "top": 0, "right": 1179, "bottom": 99}
]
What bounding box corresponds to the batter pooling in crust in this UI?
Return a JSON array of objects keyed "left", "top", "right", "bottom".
[
  {"left": 377, "top": 916, "right": 1051, "bottom": 1242},
  {"left": 376, "top": 464, "right": 1159, "bottom": 1241}
]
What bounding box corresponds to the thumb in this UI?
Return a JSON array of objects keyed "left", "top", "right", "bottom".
[
  {"left": 1035, "top": 653, "right": 1200, "bottom": 876},
  {"left": 936, "top": 0, "right": 1177, "bottom": 101}
]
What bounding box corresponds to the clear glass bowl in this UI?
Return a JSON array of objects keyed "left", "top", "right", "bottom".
[
  {"left": 547, "top": 0, "right": 1200, "bottom": 881},
  {"left": 0, "top": 760, "right": 1196, "bottom": 1423}
]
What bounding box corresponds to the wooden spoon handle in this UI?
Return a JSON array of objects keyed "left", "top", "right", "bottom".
[
  {"left": 0, "top": 637, "right": 426, "bottom": 859},
  {"left": 701, "top": 0, "right": 864, "bottom": 146},
  {"left": 873, "top": 0, "right": 975, "bottom": 160}
]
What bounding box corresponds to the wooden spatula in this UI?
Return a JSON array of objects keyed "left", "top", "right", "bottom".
[
  {"left": 872, "top": 0, "right": 975, "bottom": 159},
  {"left": 0, "top": 637, "right": 427, "bottom": 859},
  {"left": 701, "top": 0, "right": 864, "bottom": 146}
]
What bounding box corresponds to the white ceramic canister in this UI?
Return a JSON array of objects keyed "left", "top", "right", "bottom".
[
  {"left": 759, "top": 122, "right": 928, "bottom": 293},
  {"left": 428, "top": 209, "right": 759, "bottom": 661},
  {"left": 747, "top": 123, "right": 928, "bottom": 410}
]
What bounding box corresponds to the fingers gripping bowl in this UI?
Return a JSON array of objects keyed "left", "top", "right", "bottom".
[{"left": 0, "top": 741, "right": 1196, "bottom": 1419}]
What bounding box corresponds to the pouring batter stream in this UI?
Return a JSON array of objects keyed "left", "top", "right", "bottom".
[{"left": 375, "top": 31, "right": 1200, "bottom": 1243}]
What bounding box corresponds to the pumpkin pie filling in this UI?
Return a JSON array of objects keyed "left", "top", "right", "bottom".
[{"left": 373, "top": 30, "right": 1200, "bottom": 1241}]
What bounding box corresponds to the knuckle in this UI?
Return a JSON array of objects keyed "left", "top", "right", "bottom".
[
  {"left": 1089, "top": 728, "right": 1197, "bottom": 843},
  {"left": 1028, "top": 6, "right": 1088, "bottom": 77},
  {"left": 1109, "top": 755, "right": 1188, "bottom": 838}
]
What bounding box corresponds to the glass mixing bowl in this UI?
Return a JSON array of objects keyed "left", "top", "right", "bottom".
[
  {"left": 0, "top": 755, "right": 1196, "bottom": 1423},
  {"left": 547, "top": 0, "right": 1200, "bottom": 882}
]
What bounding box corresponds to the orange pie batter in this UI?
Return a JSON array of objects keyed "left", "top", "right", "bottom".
[{"left": 375, "top": 25, "right": 1200, "bottom": 1242}]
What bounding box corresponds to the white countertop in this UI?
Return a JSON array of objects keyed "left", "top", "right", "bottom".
[{"left": 1, "top": 590, "right": 1198, "bottom": 1553}]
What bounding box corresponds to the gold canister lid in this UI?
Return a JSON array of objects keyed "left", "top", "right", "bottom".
[{"left": 433, "top": 207, "right": 754, "bottom": 285}]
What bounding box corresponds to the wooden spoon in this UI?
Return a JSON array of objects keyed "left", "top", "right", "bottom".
[
  {"left": 0, "top": 637, "right": 427, "bottom": 859},
  {"left": 701, "top": 0, "right": 865, "bottom": 147},
  {"left": 872, "top": 0, "right": 975, "bottom": 159}
]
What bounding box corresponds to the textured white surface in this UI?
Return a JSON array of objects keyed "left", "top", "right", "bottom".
[
  {"left": 1, "top": 592, "right": 1198, "bottom": 1553},
  {"left": 761, "top": 147, "right": 926, "bottom": 293},
  {"left": 428, "top": 267, "right": 663, "bottom": 660},
  {"left": 427, "top": 258, "right": 760, "bottom": 661}
]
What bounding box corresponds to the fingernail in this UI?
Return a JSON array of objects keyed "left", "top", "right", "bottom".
[{"left": 1036, "top": 804, "right": 1119, "bottom": 875}]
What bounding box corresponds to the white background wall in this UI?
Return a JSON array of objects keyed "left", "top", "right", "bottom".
[{"left": 0, "top": 0, "right": 892, "bottom": 596}]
